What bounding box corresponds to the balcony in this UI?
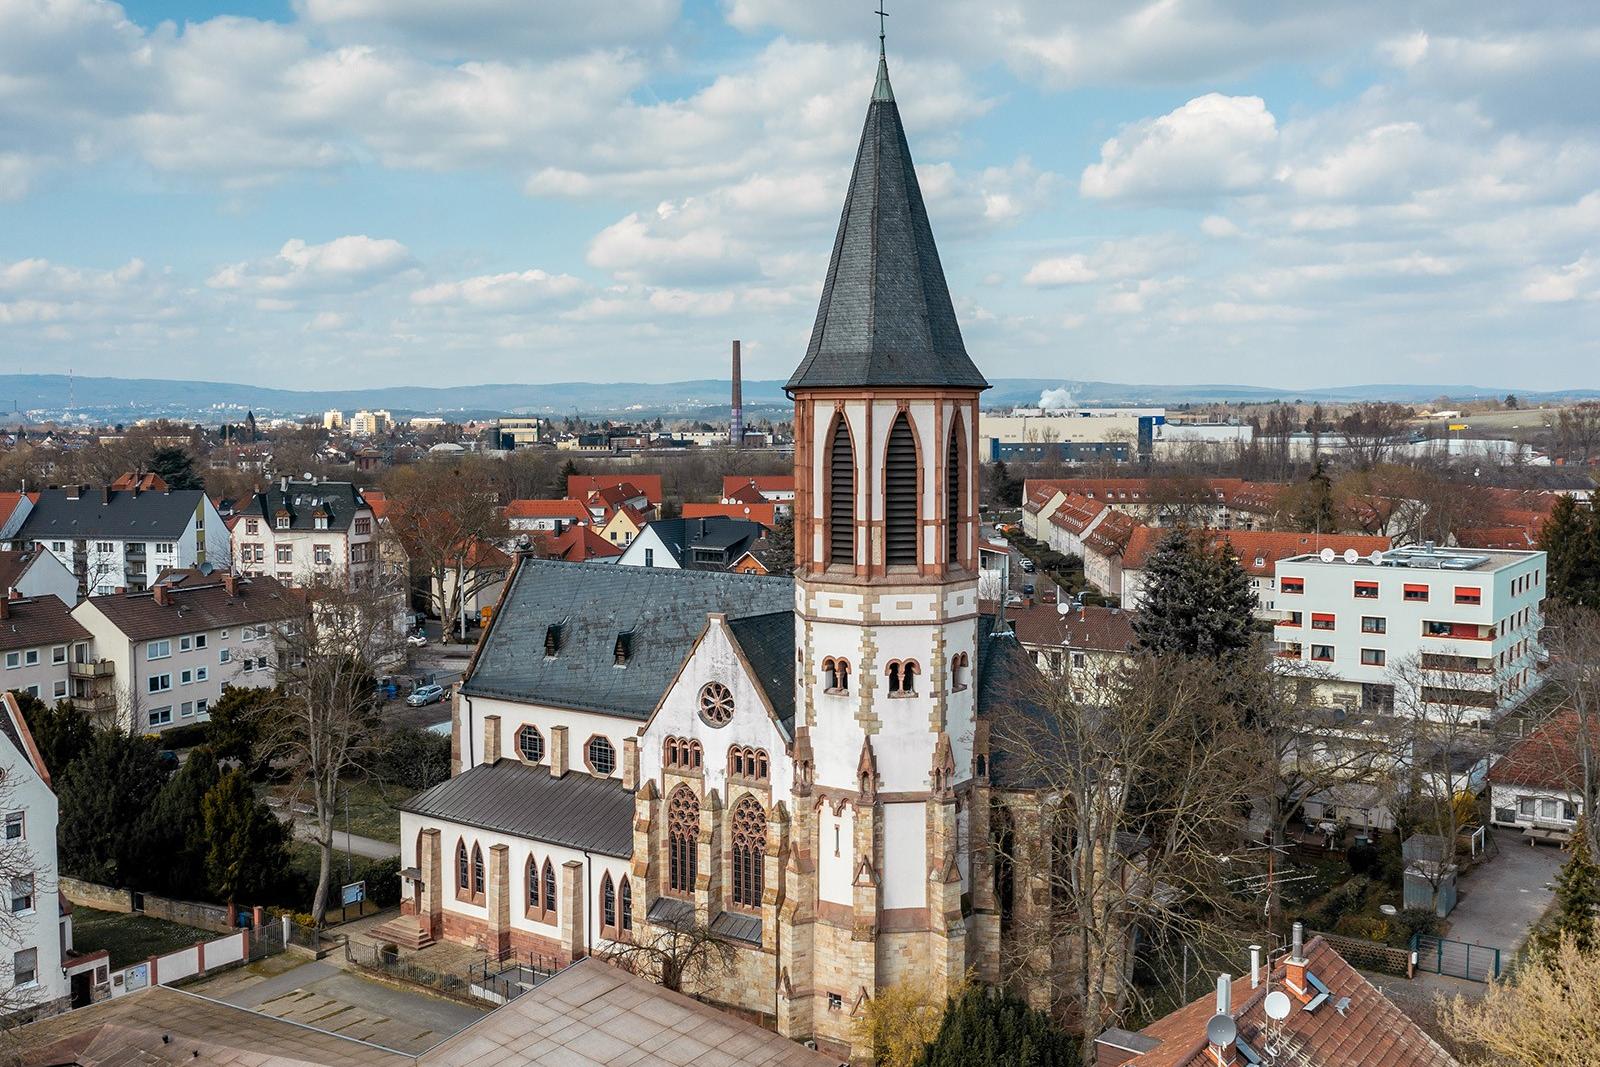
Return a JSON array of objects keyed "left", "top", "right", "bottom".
[
  {"left": 71, "top": 694, "right": 116, "bottom": 715},
  {"left": 68, "top": 659, "right": 115, "bottom": 679}
]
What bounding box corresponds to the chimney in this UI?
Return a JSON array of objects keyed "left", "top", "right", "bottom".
[
  {"left": 67, "top": 484, "right": 81, "bottom": 501},
  {"left": 729, "top": 339, "right": 744, "bottom": 446},
  {"left": 482, "top": 714, "right": 501, "bottom": 764},
  {"left": 221, "top": 573, "right": 237, "bottom": 597},
  {"left": 0, "top": 598, "right": 7, "bottom": 621},
  {"left": 152, "top": 584, "right": 169, "bottom": 606},
  {"left": 5, "top": 587, "right": 17, "bottom": 600},
  {"left": 280, "top": 475, "right": 289, "bottom": 493},
  {"left": 1205, "top": 974, "right": 1239, "bottom": 1066},
  {"left": 550, "top": 725, "right": 569, "bottom": 778},
  {"left": 1285, "top": 922, "right": 1308, "bottom": 996},
  {"left": 1250, "top": 945, "right": 1262, "bottom": 989}
]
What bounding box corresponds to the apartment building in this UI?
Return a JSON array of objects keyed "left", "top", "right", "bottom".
[
  {"left": 503, "top": 499, "right": 591, "bottom": 535},
  {"left": 1273, "top": 543, "right": 1546, "bottom": 718},
  {"left": 19, "top": 485, "right": 229, "bottom": 596},
  {"left": 70, "top": 573, "right": 300, "bottom": 733},
  {"left": 0, "top": 692, "right": 70, "bottom": 1014},
  {"left": 0, "top": 548, "right": 78, "bottom": 606},
  {"left": 0, "top": 594, "right": 92, "bottom": 707},
  {"left": 231, "top": 479, "right": 378, "bottom": 591},
  {"left": 349, "top": 410, "right": 392, "bottom": 437}
]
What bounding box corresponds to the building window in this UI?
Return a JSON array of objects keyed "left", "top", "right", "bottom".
[
  {"left": 946, "top": 414, "right": 965, "bottom": 565},
  {"left": 517, "top": 726, "right": 544, "bottom": 763},
  {"left": 620, "top": 876, "right": 632, "bottom": 933},
  {"left": 276, "top": 546, "right": 293, "bottom": 565},
  {"left": 21, "top": 650, "right": 37, "bottom": 667},
  {"left": 155, "top": 542, "right": 174, "bottom": 554},
  {"left": 667, "top": 786, "right": 699, "bottom": 895},
  {"left": 884, "top": 412, "right": 918, "bottom": 567},
  {"left": 4, "top": 813, "right": 21, "bottom": 840},
  {"left": 148, "top": 706, "right": 172, "bottom": 727},
  {"left": 1455, "top": 586, "right": 1482, "bottom": 605},
  {"left": 1404, "top": 584, "right": 1430, "bottom": 602},
  {"left": 53, "top": 680, "right": 67, "bottom": 699},
  {"left": 886, "top": 660, "right": 919, "bottom": 696},
  {"left": 1362, "top": 616, "right": 1387, "bottom": 634},
  {"left": 472, "top": 844, "right": 485, "bottom": 897},
  {"left": 1280, "top": 578, "right": 1304, "bottom": 594},
  {"left": 728, "top": 746, "right": 770, "bottom": 782},
  {"left": 220, "top": 648, "right": 231, "bottom": 664},
  {"left": 354, "top": 518, "right": 371, "bottom": 536},
  {"left": 601, "top": 871, "right": 617, "bottom": 929},
  {"left": 730, "top": 795, "right": 765, "bottom": 909},
  {"left": 276, "top": 514, "right": 290, "bottom": 530},
  {"left": 314, "top": 544, "right": 332, "bottom": 566},
  {"left": 51, "top": 541, "right": 65, "bottom": 553},
  {"left": 1354, "top": 581, "right": 1379, "bottom": 599},
  {"left": 10, "top": 875, "right": 33, "bottom": 914},
  {"left": 1310, "top": 645, "right": 1334, "bottom": 663},
  {"left": 196, "top": 667, "right": 208, "bottom": 682},
  {"left": 51, "top": 645, "right": 66, "bottom": 665},
  {"left": 698, "top": 682, "right": 735, "bottom": 727},
  {"left": 644, "top": 548, "right": 654, "bottom": 567},
  {"left": 456, "top": 840, "right": 470, "bottom": 894},
  {"left": 246, "top": 520, "right": 259, "bottom": 535},
  {"left": 664, "top": 737, "right": 702, "bottom": 772},
  {"left": 1360, "top": 648, "right": 1386, "bottom": 667},
  {"left": 822, "top": 657, "right": 851, "bottom": 694},
  {"left": 950, "top": 651, "right": 970, "bottom": 692},
  {"left": 148, "top": 674, "right": 172, "bottom": 694},
  {"left": 180, "top": 669, "right": 193, "bottom": 685},
  {"left": 2, "top": 653, "right": 15, "bottom": 670},
  {"left": 12, "top": 948, "right": 36, "bottom": 988},
  {"left": 147, "top": 640, "right": 171, "bottom": 660},
  {"left": 827, "top": 414, "right": 855, "bottom": 567},
  {"left": 586, "top": 736, "right": 616, "bottom": 776},
  {"left": 194, "top": 633, "right": 207, "bottom": 649},
  {"left": 827, "top": 992, "right": 843, "bottom": 1012}
]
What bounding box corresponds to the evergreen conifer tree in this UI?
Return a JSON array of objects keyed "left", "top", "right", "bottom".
[
  {"left": 1291, "top": 459, "right": 1337, "bottom": 533},
  {"left": 136, "top": 752, "right": 222, "bottom": 896},
  {"left": 1540, "top": 816, "right": 1600, "bottom": 954},
  {"left": 916, "top": 986, "right": 1078, "bottom": 1067},
  {"left": 203, "top": 769, "right": 291, "bottom": 906},
  {"left": 1540, "top": 495, "right": 1600, "bottom": 610},
  {"left": 1132, "top": 529, "right": 1256, "bottom": 659}
]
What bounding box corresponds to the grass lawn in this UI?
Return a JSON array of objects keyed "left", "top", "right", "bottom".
[
  {"left": 271, "top": 778, "right": 405, "bottom": 846},
  {"left": 71, "top": 907, "right": 212, "bottom": 969}
]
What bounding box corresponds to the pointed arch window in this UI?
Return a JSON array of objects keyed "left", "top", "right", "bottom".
[
  {"left": 620, "top": 876, "right": 633, "bottom": 933},
  {"left": 471, "top": 844, "right": 485, "bottom": 896},
  {"left": 828, "top": 415, "right": 855, "bottom": 566},
  {"left": 542, "top": 858, "right": 557, "bottom": 915},
  {"left": 601, "top": 872, "right": 617, "bottom": 930},
  {"left": 455, "top": 839, "right": 469, "bottom": 893},
  {"left": 947, "top": 413, "right": 965, "bottom": 565},
  {"left": 730, "top": 795, "right": 766, "bottom": 909},
  {"left": 884, "top": 412, "right": 918, "bottom": 566},
  {"left": 667, "top": 786, "right": 700, "bottom": 896}
]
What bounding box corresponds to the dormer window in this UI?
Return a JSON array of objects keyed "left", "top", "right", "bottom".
[
  {"left": 545, "top": 621, "right": 564, "bottom": 657},
  {"left": 275, "top": 512, "right": 290, "bottom": 531},
  {"left": 614, "top": 630, "right": 633, "bottom": 666},
  {"left": 314, "top": 513, "right": 329, "bottom": 530}
]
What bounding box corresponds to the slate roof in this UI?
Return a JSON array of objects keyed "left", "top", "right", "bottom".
[
  {"left": 727, "top": 611, "right": 797, "bottom": 736},
  {"left": 973, "top": 613, "right": 1056, "bottom": 790},
  {"left": 83, "top": 575, "right": 301, "bottom": 642},
  {"left": 0, "top": 594, "right": 91, "bottom": 653},
  {"left": 463, "top": 558, "right": 791, "bottom": 719},
  {"left": 644, "top": 516, "right": 767, "bottom": 569},
  {"left": 785, "top": 55, "right": 987, "bottom": 392},
  {"left": 400, "top": 759, "right": 634, "bottom": 858},
  {"left": 20, "top": 486, "right": 205, "bottom": 540},
  {"left": 237, "top": 481, "right": 368, "bottom": 532}
]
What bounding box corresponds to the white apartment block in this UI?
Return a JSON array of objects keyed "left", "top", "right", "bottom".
[
  {"left": 20, "top": 486, "right": 228, "bottom": 597},
  {"left": 232, "top": 479, "right": 378, "bottom": 591},
  {"left": 350, "top": 410, "right": 392, "bottom": 437},
  {"left": 0, "top": 692, "right": 70, "bottom": 1015},
  {"left": 70, "top": 573, "right": 298, "bottom": 733},
  {"left": 322, "top": 410, "right": 344, "bottom": 430},
  {"left": 1273, "top": 544, "right": 1545, "bottom": 719}
]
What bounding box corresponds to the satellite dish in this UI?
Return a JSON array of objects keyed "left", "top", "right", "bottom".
[
  {"left": 1264, "top": 991, "right": 1292, "bottom": 1022},
  {"left": 1206, "top": 1014, "right": 1238, "bottom": 1047},
  {"left": 1056, "top": 599, "right": 1071, "bottom": 615},
  {"left": 1319, "top": 548, "right": 1336, "bottom": 563},
  {"left": 1370, "top": 550, "right": 1386, "bottom": 565},
  {"left": 1343, "top": 548, "right": 1359, "bottom": 564}
]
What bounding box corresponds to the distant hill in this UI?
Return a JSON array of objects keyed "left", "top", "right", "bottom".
[{"left": 0, "top": 373, "right": 1593, "bottom": 422}]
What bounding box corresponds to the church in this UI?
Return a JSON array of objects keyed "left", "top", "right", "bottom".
[{"left": 390, "top": 48, "right": 1052, "bottom": 1062}]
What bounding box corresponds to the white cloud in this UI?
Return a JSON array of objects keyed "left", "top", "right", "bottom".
[
  {"left": 293, "top": 0, "right": 680, "bottom": 58},
  {"left": 1523, "top": 255, "right": 1598, "bottom": 303},
  {"left": 1024, "top": 256, "right": 1097, "bottom": 286},
  {"left": 1081, "top": 94, "right": 1278, "bottom": 200},
  {"left": 1200, "top": 215, "right": 1241, "bottom": 237},
  {"left": 208, "top": 236, "right": 415, "bottom": 295},
  {"left": 306, "top": 310, "right": 354, "bottom": 331},
  {"left": 410, "top": 269, "right": 586, "bottom": 310}
]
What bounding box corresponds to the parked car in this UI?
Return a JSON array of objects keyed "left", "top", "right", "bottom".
[
  {"left": 407, "top": 631, "right": 429, "bottom": 648},
  {"left": 1020, "top": 558, "right": 1036, "bottom": 573},
  {"left": 1022, "top": 583, "right": 1036, "bottom": 595},
  {"left": 406, "top": 684, "right": 445, "bottom": 707}
]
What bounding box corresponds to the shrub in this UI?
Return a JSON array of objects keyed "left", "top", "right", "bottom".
[
  {"left": 359, "top": 856, "right": 403, "bottom": 908},
  {"left": 1334, "top": 915, "right": 1391, "bottom": 942},
  {"left": 1391, "top": 906, "right": 1443, "bottom": 946},
  {"left": 373, "top": 727, "right": 451, "bottom": 792},
  {"left": 1347, "top": 840, "right": 1379, "bottom": 876},
  {"left": 917, "top": 985, "right": 1079, "bottom": 1067}
]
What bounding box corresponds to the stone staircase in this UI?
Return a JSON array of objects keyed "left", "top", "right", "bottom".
[{"left": 367, "top": 913, "right": 435, "bottom": 950}]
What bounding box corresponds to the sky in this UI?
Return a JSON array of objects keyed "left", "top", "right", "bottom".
[{"left": 2, "top": 0, "right": 1598, "bottom": 392}]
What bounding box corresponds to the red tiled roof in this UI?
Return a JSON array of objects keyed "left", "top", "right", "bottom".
[
  {"left": 1026, "top": 477, "right": 1287, "bottom": 514},
  {"left": 1005, "top": 601, "right": 1136, "bottom": 653},
  {"left": 1206, "top": 530, "right": 1391, "bottom": 577},
  {"left": 568, "top": 474, "right": 663, "bottom": 505},
  {"left": 1082, "top": 510, "right": 1140, "bottom": 558},
  {"left": 543, "top": 525, "right": 624, "bottom": 562},
  {"left": 1489, "top": 709, "right": 1589, "bottom": 791},
  {"left": 721, "top": 475, "right": 793, "bottom": 497},
  {"left": 504, "top": 499, "right": 591, "bottom": 521},
  {"left": 109, "top": 472, "right": 169, "bottom": 492},
  {"left": 361, "top": 489, "right": 391, "bottom": 520},
  {"left": 684, "top": 502, "right": 778, "bottom": 526},
  {"left": 1045, "top": 492, "right": 1108, "bottom": 536},
  {"left": 456, "top": 538, "right": 513, "bottom": 571},
  {"left": 1125, "top": 937, "right": 1456, "bottom": 1067},
  {"left": 1455, "top": 526, "right": 1538, "bottom": 550},
  {"left": 0, "top": 492, "right": 37, "bottom": 521},
  {"left": 0, "top": 549, "right": 48, "bottom": 594},
  {"left": 723, "top": 483, "right": 768, "bottom": 505}
]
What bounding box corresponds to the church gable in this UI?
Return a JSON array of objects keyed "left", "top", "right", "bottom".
[{"left": 641, "top": 613, "right": 796, "bottom": 800}]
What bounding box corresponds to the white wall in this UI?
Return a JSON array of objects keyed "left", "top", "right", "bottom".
[{"left": 0, "top": 698, "right": 66, "bottom": 1010}]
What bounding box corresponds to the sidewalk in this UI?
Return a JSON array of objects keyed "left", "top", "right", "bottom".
[{"left": 282, "top": 813, "right": 400, "bottom": 860}]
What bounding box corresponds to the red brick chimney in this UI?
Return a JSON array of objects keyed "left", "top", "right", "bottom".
[
  {"left": 222, "top": 573, "right": 237, "bottom": 597},
  {"left": 0, "top": 598, "right": 7, "bottom": 621},
  {"left": 152, "top": 584, "right": 169, "bottom": 607},
  {"left": 1284, "top": 922, "right": 1308, "bottom": 998}
]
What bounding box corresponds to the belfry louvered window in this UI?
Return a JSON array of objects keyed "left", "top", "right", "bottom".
[
  {"left": 828, "top": 416, "right": 855, "bottom": 565},
  {"left": 946, "top": 416, "right": 964, "bottom": 565},
  {"left": 885, "top": 413, "right": 918, "bottom": 566}
]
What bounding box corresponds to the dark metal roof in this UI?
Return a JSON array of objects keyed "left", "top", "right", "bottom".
[
  {"left": 464, "top": 558, "right": 791, "bottom": 720},
  {"left": 20, "top": 487, "right": 206, "bottom": 540},
  {"left": 786, "top": 54, "right": 987, "bottom": 393},
  {"left": 727, "top": 611, "right": 796, "bottom": 736},
  {"left": 400, "top": 759, "right": 634, "bottom": 858},
  {"left": 238, "top": 481, "right": 368, "bottom": 533},
  {"left": 643, "top": 516, "right": 766, "bottom": 568},
  {"left": 709, "top": 910, "right": 763, "bottom": 945},
  {"left": 84, "top": 576, "right": 300, "bottom": 642}
]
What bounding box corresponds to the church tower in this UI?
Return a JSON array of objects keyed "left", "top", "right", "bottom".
[{"left": 784, "top": 48, "right": 987, "bottom": 1051}]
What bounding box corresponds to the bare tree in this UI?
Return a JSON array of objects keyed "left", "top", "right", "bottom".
[
  {"left": 991, "top": 653, "right": 1265, "bottom": 1059},
  {"left": 601, "top": 917, "right": 736, "bottom": 993},
  {"left": 1539, "top": 603, "right": 1600, "bottom": 862},
  {"left": 1553, "top": 403, "right": 1600, "bottom": 465},
  {"left": 256, "top": 576, "right": 402, "bottom": 924},
  {"left": 1337, "top": 403, "right": 1412, "bottom": 470},
  {"left": 381, "top": 461, "right": 510, "bottom": 641}
]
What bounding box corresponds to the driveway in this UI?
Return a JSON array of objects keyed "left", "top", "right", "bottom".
[{"left": 1445, "top": 828, "right": 1562, "bottom": 951}]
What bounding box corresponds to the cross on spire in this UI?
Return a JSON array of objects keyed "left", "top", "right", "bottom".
[{"left": 875, "top": 4, "right": 888, "bottom": 55}]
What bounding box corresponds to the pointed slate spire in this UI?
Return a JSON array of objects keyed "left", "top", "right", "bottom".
[{"left": 786, "top": 54, "right": 988, "bottom": 392}]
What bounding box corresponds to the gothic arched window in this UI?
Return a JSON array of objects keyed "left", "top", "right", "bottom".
[
  {"left": 620, "top": 876, "right": 633, "bottom": 933},
  {"left": 667, "top": 786, "right": 700, "bottom": 895},
  {"left": 541, "top": 858, "right": 557, "bottom": 915},
  {"left": 828, "top": 414, "right": 855, "bottom": 566},
  {"left": 947, "top": 413, "right": 965, "bottom": 565},
  {"left": 884, "top": 412, "right": 918, "bottom": 566},
  {"left": 730, "top": 794, "right": 766, "bottom": 909},
  {"left": 601, "top": 871, "right": 616, "bottom": 929},
  {"left": 471, "top": 843, "right": 485, "bottom": 897},
  {"left": 455, "top": 839, "right": 469, "bottom": 891}
]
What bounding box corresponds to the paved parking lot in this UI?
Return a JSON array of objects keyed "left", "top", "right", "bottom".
[{"left": 1445, "top": 828, "right": 1562, "bottom": 950}]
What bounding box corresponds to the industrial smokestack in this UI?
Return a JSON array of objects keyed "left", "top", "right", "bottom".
[{"left": 729, "top": 339, "right": 744, "bottom": 447}]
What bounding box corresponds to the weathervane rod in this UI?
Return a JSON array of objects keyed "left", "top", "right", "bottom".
[{"left": 876, "top": 3, "right": 888, "bottom": 55}]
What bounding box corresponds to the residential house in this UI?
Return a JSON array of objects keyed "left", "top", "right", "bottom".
[
  {"left": 19, "top": 485, "right": 229, "bottom": 596},
  {"left": 503, "top": 499, "right": 591, "bottom": 535},
  {"left": 435, "top": 539, "right": 514, "bottom": 635},
  {"left": 0, "top": 548, "right": 78, "bottom": 606},
  {"left": 231, "top": 479, "right": 378, "bottom": 591},
  {"left": 1004, "top": 600, "right": 1137, "bottom": 690},
  {"left": 567, "top": 474, "right": 663, "bottom": 511},
  {"left": 597, "top": 505, "right": 649, "bottom": 548},
  {"left": 579, "top": 483, "right": 655, "bottom": 526},
  {"left": 616, "top": 516, "right": 767, "bottom": 571},
  {"left": 539, "top": 526, "right": 623, "bottom": 563},
  {"left": 720, "top": 475, "right": 794, "bottom": 517},
  {"left": 1096, "top": 925, "right": 1457, "bottom": 1066},
  {"left": 0, "top": 492, "right": 37, "bottom": 542},
  {"left": 683, "top": 501, "right": 778, "bottom": 527},
  {"left": 1488, "top": 709, "right": 1588, "bottom": 841},
  {"left": 1025, "top": 476, "right": 1287, "bottom": 530},
  {"left": 70, "top": 573, "right": 300, "bottom": 733},
  {"left": 0, "top": 595, "right": 92, "bottom": 707},
  {"left": 1042, "top": 492, "right": 1111, "bottom": 559},
  {"left": 1273, "top": 543, "right": 1545, "bottom": 718},
  {"left": 1019, "top": 483, "right": 1069, "bottom": 542}
]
